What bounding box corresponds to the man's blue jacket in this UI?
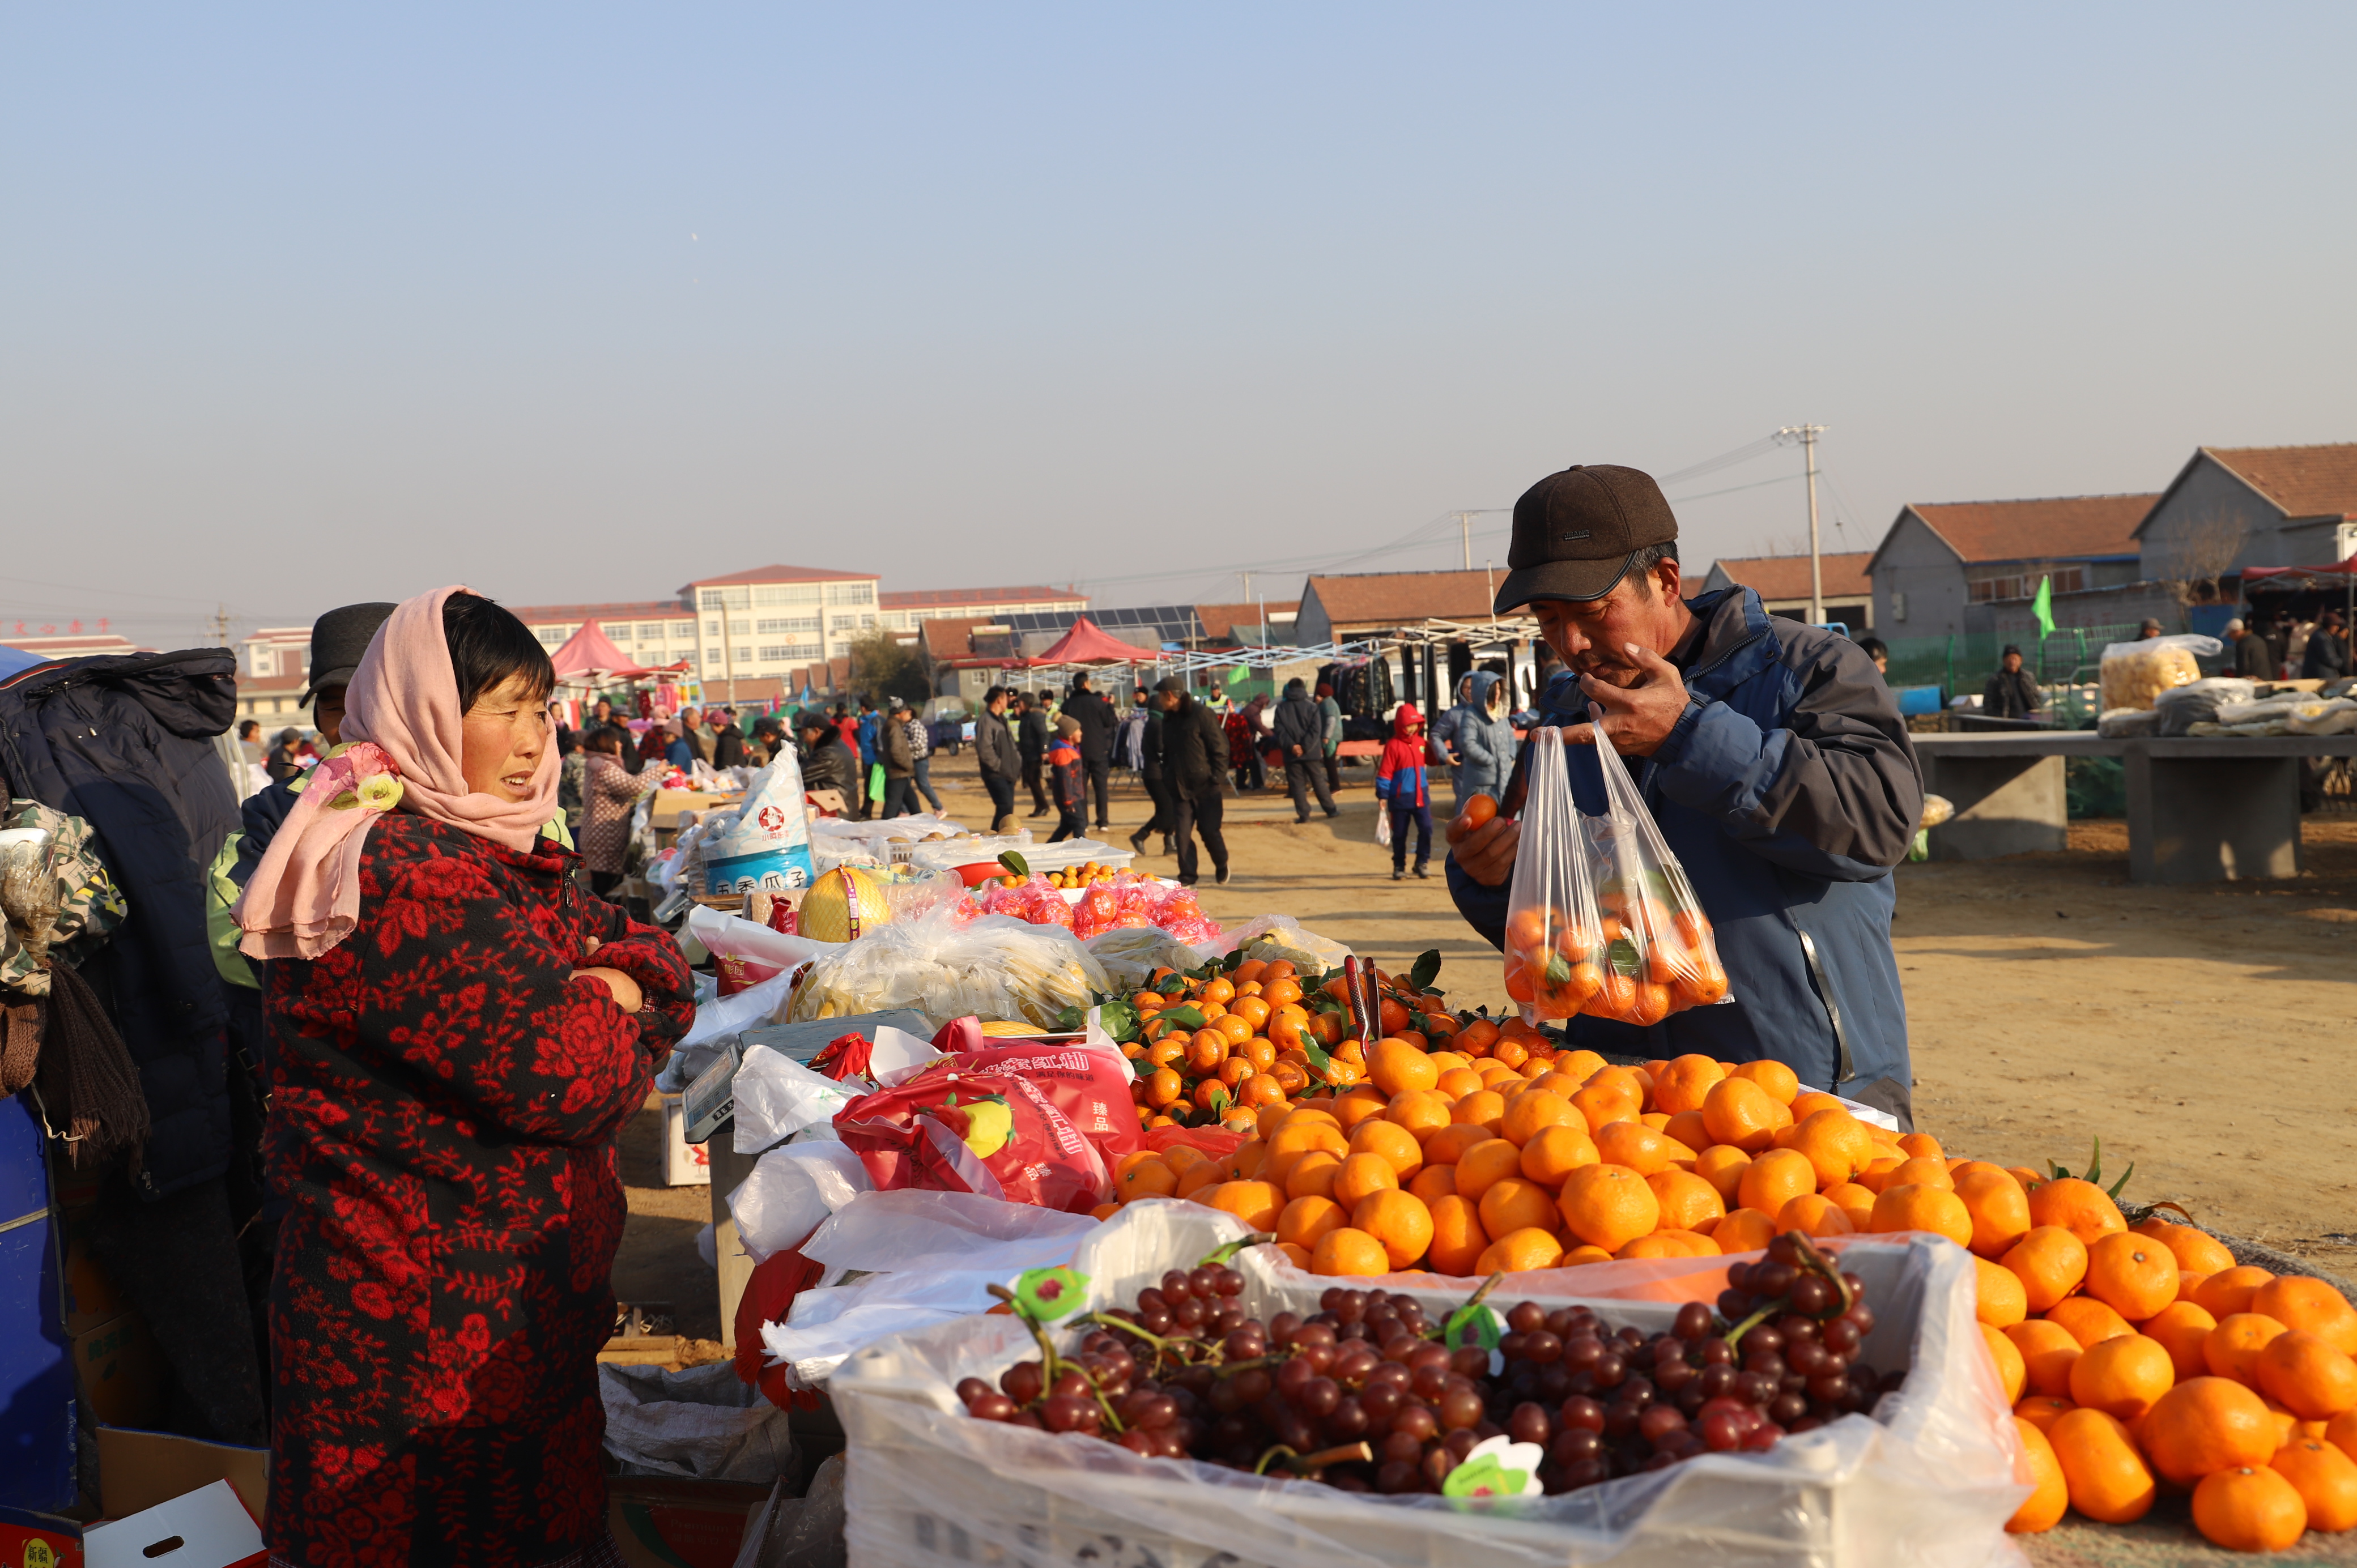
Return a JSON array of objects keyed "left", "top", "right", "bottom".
[{"left": 1448, "top": 587, "right": 1924, "bottom": 1124}]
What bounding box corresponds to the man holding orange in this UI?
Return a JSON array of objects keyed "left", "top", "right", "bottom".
[{"left": 1445, "top": 464, "right": 1924, "bottom": 1125}]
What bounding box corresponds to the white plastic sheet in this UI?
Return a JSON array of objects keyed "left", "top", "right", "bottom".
[
  {"left": 832, "top": 1204, "right": 2032, "bottom": 1568},
  {"left": 757, "top": 1189, "right": 1100, "bottom": 1389},
  {"left": 732, "top": 1050, "right": 863, "bottom": 1154},
  {"left": 729, "top": 1137, "right": 873, "bottom": 1264}
]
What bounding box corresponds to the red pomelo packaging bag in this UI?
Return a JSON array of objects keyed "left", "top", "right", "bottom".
[{"left": 833, "top": 1059, "right": 1109, "bottom": 1213}]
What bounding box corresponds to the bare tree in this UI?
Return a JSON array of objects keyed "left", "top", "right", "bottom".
[{"left": 2152, "top": 508, "right": 2250, "bottom": 608}]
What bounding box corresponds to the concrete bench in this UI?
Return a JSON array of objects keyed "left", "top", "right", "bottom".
[{"left": 1911, "top": 732, "right": 2357, "bottom": 884}]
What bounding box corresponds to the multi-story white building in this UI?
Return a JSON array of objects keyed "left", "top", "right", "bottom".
[{"left": 507, "top": 565, "right": 886, "bottom": 701}]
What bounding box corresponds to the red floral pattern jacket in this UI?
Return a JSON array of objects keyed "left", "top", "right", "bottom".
[{"left": 261, "top": 812, "right": 693, "bottom": 1568}]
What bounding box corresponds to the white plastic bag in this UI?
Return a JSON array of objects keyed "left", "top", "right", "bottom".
[
  {"left": 832, "top": 1205, "right": 2030, "bottom": 1568},
  {"left": 1084, "top": 924, "right": 1212, "bottom": 990},
  {"left": 1215, "top": 911, "right": 1351, "bottom": 972},
  {"left": 785, "top": 907, "right": 1109, "bottom": 1030},
  {"left": 703, "top": 752, "right": 818, "bottom": 892},
  {"left": 729, "top": 1136, "right": 874, "bottom": 1263},
  {"left": 758, "top": 1190, "right": 1100, "bottom": 1388},
  {"left": 2098, "top": 633, "right": 2220, "bottom": 711},
  {"left": 1374, "top": 806, "right": 1392, "bottom": 847}
]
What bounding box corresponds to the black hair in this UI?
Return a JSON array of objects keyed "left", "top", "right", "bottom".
[
  {"left": 238, "top": 719, "right": 260, "bottom": 738},
  {"left": 1629, "top": 541, "right": 1679, "bottom": 598},
  {"left": 1857, "top": 636, "right": 1888, "bottom": 661},
  {"left": 441, "top": 592, "right": 555, "bottom": 715},
  {"left": 983, "top": 685, "right": 1006, "bottom": 704},
  {"left": 585, "top": 725, "right": 626, "bottom": 754}
]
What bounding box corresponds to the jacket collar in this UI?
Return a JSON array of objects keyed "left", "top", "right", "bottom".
[{"left": 1678, "top": 586, "right": 1778, "bottom": 702}]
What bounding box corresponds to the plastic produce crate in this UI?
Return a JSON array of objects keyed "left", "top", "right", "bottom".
[{"left": 831, "top": 1204, "right": 2030, "bottom": 1568}]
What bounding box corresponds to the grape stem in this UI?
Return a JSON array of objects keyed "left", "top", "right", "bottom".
[
  {"left": 1722, "top": 1231, "right": 1853, "bottom": 1350},
  {"left": 1198, "top": 1233, "right": 1273, "bottom": 1268},
  {"left": 1253, "top": 1441, "right": 1374, "bottom": 1476},
  {"left": 987, "top": 1285, "right": 1129, "bottom": 1434},
  {"left": 1080, "top": 1312, "right": 1193, "bottom": 1360}
]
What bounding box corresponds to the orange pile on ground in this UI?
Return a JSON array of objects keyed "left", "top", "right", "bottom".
[{"left": 1954, "top": 1171, "right": 2357, "bottom": 1550}]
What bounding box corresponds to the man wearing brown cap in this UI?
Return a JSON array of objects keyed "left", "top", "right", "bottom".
[{"left": 1446, "top": 465, "right": 1924, "bottom": 1126}]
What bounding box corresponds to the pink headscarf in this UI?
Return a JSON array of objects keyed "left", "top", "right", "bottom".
[{"left": 235, "top": 585, "right": 560, "bottom": 960}]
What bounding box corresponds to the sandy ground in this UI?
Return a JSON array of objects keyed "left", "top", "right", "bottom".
[{"left": 614, "top": 745, "right": 2357, "bottom": 1560}]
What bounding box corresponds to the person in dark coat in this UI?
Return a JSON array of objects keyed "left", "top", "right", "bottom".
[
  {"left": 713, "top": 708, "right": 747, "bottom": 768},
  {"left": 265, "top": 727, "right": 305, "bottom": 782},
  {"left": 879, "top": 696, "right": 920, "bottom": 816},
  {"left": 1015, "top": 692, "right": 1051, "bottom": 816},
  {"left": 236, "top": 588, "right": 693, "bottom": 1567},
  {"left": 1447, "top": 463, "right": 1924, "bottom": 1126},
  {"left": 1128, "top": 696, "right": 1176, "bottom": 858},
  {"left": 795, "top": 711, "right": 858, "bottom": 812},
  {"left": 2301, "top": 610, "right": 2350, "bottom": 681},
  {"left": 2227, "top": 618, "right": 2275, "bottom": 681},
  {"left": 972, "top": 685, "right": 1020, "bottom": 832},
  {"left": 1062, "top": 674, "right": 1119, "bottom": 829},
  {"left": 1152, "top": 677, "right": 1230, "bottom": 887},
  {"left": 1982, "top": 646, "right": 2041, "bottom": 721},
  {"left": 1271, "top": 677, "right": 1337, "bottom": 822},
  {"left": 0, "top": 644, "right": 266, "bottom": 1446}
]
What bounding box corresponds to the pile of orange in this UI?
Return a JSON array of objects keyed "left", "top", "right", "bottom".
[
  {"left": 1118, "top": 961, "right": 1516, "bottom": 1132},
  {"left": 1943, "top": 1170, "right": 2357, "bottom": 1549},
  {"left": 1109, "top": 1047, "right": 1942, "bottom": 1280}
]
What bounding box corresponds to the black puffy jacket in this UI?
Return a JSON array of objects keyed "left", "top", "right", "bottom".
[{"left": 0, "top": 649, "right": 240, "bottom": 1199}]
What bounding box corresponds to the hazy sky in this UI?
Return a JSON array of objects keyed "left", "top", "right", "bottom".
[{"left": 6, "top": 5, "right": 2352, "bottom": 649}]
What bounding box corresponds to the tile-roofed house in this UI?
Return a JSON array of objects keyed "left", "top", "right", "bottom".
[
  {"left": 1294, "top": 571, "right": 1511, "bottom": 645},
  {"left": 1194, "top": 600, "right": 1299, "bottom": 644},
  {"left": 1865, "top": 495, "right": 2158, "bottom": 640},
  {"left": 1699, "top": 553, "right": 1874, "bottom": 629},
  {"left": 2137, "top": 444, "right": 2357, "bottom": 586}
]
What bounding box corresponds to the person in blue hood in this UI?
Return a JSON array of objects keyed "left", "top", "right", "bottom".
[
  {"left": 1444, "top": 669, "right": 1519, "bottom": 813},
  {"left": 1446, "top": 464, "right": 1925, "bottom": 1127}
]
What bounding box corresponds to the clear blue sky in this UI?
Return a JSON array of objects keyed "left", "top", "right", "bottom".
[{"left": 5, "top": 5, "right": 2352, "bottom": 646}]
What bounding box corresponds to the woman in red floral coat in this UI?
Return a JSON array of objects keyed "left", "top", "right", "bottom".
[{"left": 237, "top": 588, "right": 694, "bottom": 1568}]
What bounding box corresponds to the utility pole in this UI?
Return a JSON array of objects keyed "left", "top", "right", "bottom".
[
  {"left": 212, "top": 604, "right": 231, "bottom": 646},
  {"left": 1776, "top": 425, "right": 1829, "bottom": 625},
  {"left": 1456, "top": 512, "right": 1474, "bottom": 570}
]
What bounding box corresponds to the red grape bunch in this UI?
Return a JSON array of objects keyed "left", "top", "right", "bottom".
[{"left": 958, "top": 1233, "right": 1903, "bottom": 1497}]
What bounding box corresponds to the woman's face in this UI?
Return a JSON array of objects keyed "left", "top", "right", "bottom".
[{"left": 460, "top": 674, "right": 550, "bottom": 802}]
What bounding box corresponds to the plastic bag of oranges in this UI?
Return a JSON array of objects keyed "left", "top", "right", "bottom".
[
  {"left": 1499, "top": 726, "right": 1611, "bottom": 1020},
  {"left": 1581, "top": 713, "right": 1730, "bottom": 1022}
]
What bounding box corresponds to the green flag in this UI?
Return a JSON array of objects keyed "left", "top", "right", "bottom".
[{"left": 2032, "top": 574, "right": 2056, "bottom": 639}]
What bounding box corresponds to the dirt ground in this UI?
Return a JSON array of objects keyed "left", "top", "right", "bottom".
[{"left": 614, "top": 745, "right": 2357, "bottom": 1561}]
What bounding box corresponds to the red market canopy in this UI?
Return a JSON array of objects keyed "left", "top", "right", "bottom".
[
  {"left": 1029, "top": 615, "right": 1143, "bottom": 666},
  {"left": 2243, "top": 560, "right": 2357, "bottom": 582},
  {"left": 549, "top": 618, "right": 674, "bottom": 681}
]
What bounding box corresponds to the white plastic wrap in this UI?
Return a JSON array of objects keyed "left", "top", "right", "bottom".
[
  {"left": 1215, "top": 911, "right": 1352, "bottom": 972},
  {"left": 731, "top": 1050, "right": 863, "bottom": 1154},
  {"left": 728, "top": 1136, "right": 873, "bottom": 1263},
  {"left": 832, "top": 1204, "right": 2031, "bottom": 1568},
  {"left": 1084, "top": 924, "right": 1213, "bottom": 990},
  {"left": 2096, "top": 706, "right": 2161, "bottom": 738},
  {"left": 758, "top": 1190, "right": 1101, "bottom": 1389},
  {"left": 2098, "top": 633, "right": 2221, "bottom": 711},
  {"left": 784, "top": 908, "right": 1109, "bottom": 1029}
]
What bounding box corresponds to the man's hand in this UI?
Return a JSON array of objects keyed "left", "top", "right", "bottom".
[
  {"left": 1562, "top": 643, "right": 1692, "bottom": 756},
  {"left": 1445, "top": 800, "right": 1519, "bottom": 887}
]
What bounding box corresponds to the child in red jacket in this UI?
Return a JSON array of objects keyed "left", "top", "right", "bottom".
[
  {"left": 1048, "top": 715, "right": 1087, "bottom": 842},
  {"left": 1373, "top": 702, "right": 1433, "bottom": 879}
]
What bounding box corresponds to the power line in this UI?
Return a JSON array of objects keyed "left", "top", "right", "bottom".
[{"left": 1654, "top": 434, "right": 1784, "bottom": 488}]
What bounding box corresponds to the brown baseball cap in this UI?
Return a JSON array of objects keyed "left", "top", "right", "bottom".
[{"left": 1493, "top": 465, "right": 1678, "bottom": 612}]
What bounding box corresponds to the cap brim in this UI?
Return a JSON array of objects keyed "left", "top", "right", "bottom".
[
  {"left": 1492, "top": 553, "right": 1637, "bottom": 615},
  {"left": 299, "top": 667, "right": 360, "bottom": 705}
]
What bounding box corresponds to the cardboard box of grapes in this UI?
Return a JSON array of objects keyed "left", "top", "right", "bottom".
[{"left": 830, "top": 1201, "right": 2030, "bottom": 1568}]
